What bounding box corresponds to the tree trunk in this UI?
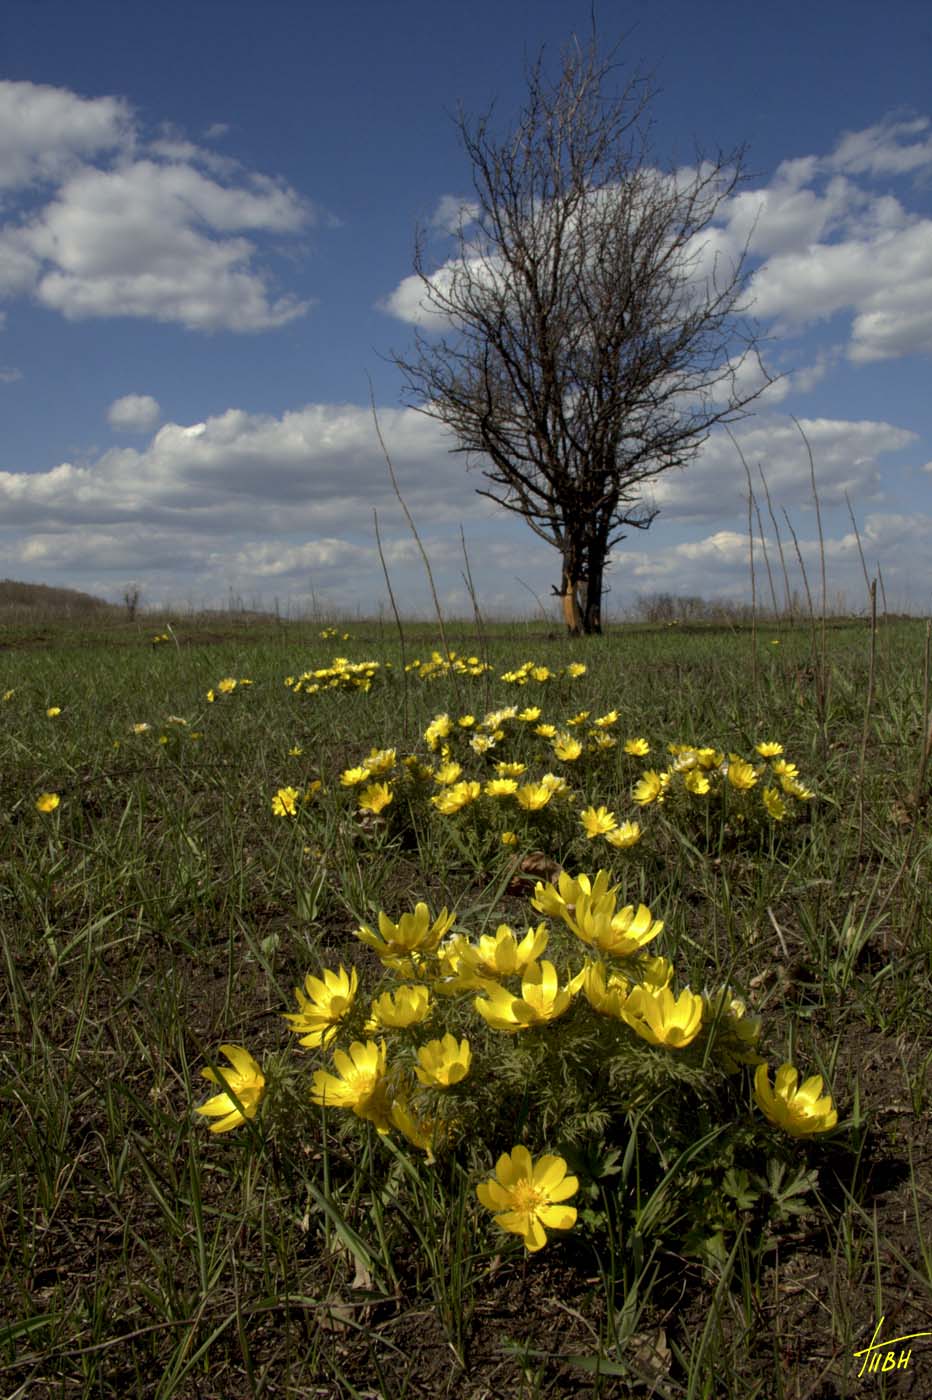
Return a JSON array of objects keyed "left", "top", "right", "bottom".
[
  {"left": 582, "top": 537, "right": 606, "bottom": 635},
  {"left": 558, "top": 547, "right": 583, "bottom": 635}
]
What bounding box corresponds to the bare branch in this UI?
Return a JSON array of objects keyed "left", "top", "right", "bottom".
[{"left": 386, "top": 26, "right": 772, "bottom": 633}]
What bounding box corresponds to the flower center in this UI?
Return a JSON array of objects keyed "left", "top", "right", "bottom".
[{"left": 510, "top": 1180, "right": 545, "bottom": 1212}]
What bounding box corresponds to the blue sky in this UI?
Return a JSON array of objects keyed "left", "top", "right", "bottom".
[{"left": 1, "top": 0, "right": 931, "bottom": 619}]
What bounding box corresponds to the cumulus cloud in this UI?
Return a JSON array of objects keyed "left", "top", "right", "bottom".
[
  {"left": 0, "top": 401, "right": 486, "bottom": 532},
  {"left": 428, "top": 194, "right": 480, "bottom": 234},
  {"left": 648, "top": 417, "right": 916, "bottom": 523},
  {"left": 0, "top": 80, "right": 317, "bottom": 332},
  {"left": 107, "top": 393, "right": 161, "bottom": 432},
  {"left": 0, "top": 389, "right": 925, "bottom": 615},
  {"left": 382, "top": 116, "right": 932, "bottom": 368},
  {"left": 0, "top": 81, "right": 132, "bottom": 191}
]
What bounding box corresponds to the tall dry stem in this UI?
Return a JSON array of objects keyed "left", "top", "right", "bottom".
[
  {"left": 855, "top": 579, "right": 877, "bottom": 869},
  {"left": 793, "top": 417, "right": 829, "bottom": 726},
  {"left": 373, "top": 508, "right": 410, "bottom": 742},
  {"left": 758, "top": 463, "right": 794, "bottom": 622},
  {"left": 368, "top": 376, "right": 463, "bottom": 711},
  {"left": 745, "top": 465, "right": 759, "bottom": 711},
  {"left": 460, "top": 526, "right": 492, "bottom": 713}
]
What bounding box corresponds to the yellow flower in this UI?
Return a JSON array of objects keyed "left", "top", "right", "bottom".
[
  {"left": 424, "top": 714, "right": 453, "bottom": 749},
  {"left": 217, "top": 677, "right": 237, "bottom": 694},
  {"left": 539, "top": 772, "right": 570, "bottom": 796},
  {"left": 271, "top": 786, "right": 300, "bottom": 817},
  {"left": 132, "top": 722, "right": 151, "bottom": 734},
  {"left": 582, "top": 961, "right": 629, "bottom": 1017},
  {"left": 633, "top": 770, "right": 664, "bottom": 805},
  {"left": 3, "top": 689, "right": 14, "bottom": 701},
  {"left": 624, "top": 737, "right": 650, "bottom": 756},
  {"left": 476, "top": 1145, "right": 578, "bottom": 1252},
  {"left": 534, "top": 723, "right": 557, "bottom": 738},
  {"left": 365, "top": 747, "right": 397, "bottom": 775},
  {"left": 592, "top": 710, "right": 619, "bottom": 728},
  {"left": 496, "top": 762, "right": 527, "bottom": 778},
  {"left": 196, "top": 1045, "right": 265, "bottom": 1133},
  {"left": 754, "top": 1063, "right": 838, "bottom": 1137},
  {"left": 483, "top": 777, "right": 517, "bottom": 798},
  {"left": 622, "top": 985, "right": 704, "bottom": 1049},
  {"left": 458, "top": 714, "right": 476, "bottom": 727},
  {"left": 726, "top": 756, "right": 758, "bottom": 791},
  {"left": 357, "top": 904, "right": 456, "bottom": 960},
  {"left": 531, "top": 867, "right": 617, "bottom": 920},
  {"left": 515, "top": 782, "right": 553, "bottom": 811},
  {"left": 340, "top": 765, "right": 372, "bottom": 786},
  {"left": 366, "top": 984, "right": 432, "bottom": 1030},
  {"left": 762, "top": 787, "right": 787, "bottom": 820},
  {"left": 604, "top": 821, "right": 641, "bottom": 849},
  {"left": 473, "top": 961, "right": 579, "bottom": 1032},
  {"left": 517, "top": 707, "right": 541, "bottom": 722},
  {"left": 638, "top": 955, "right": 675, "bottom": 990},
  {"left": 289, "top": 746, "right": 303, "bottom": 757},
  {"left": 772, "top": 759, "right": 798, "bottom": 779},
  {"left": 781, "top": 776, "right": 814, "bottom": 800},
  {"left": 566, "top": 663, "right": 587, "bottom": 678},
  {"left": 702, "top": 989, "right": 764, "bottom": 1072},
  {"left": 415, "top": 1033, "right": 472, "bottom": 1088},
  {"left": 684, "top": 770, "right": 711, "bottom": 796},
  {"left": 389, "top": 1096, "right": 446, "bottom": 1162},
  {"left": 311, "top": 1040, "right": 391, "bottom": 1131},
  {"left": 283, "top": 965, "right": 358, "bottom": 1047},
  {"left": 358, "top": 782, "right": 393, "bottom": 813},
  {"left": 571, "top": 900, "right": 664, "bottom": 958},
  {"left": 755, "top": 741, "right": 784, "bottom": 757},
  {"left": 566, "top": 710, "right": 590, "bottom": 726},
  {"left": 458, "top": 923, "right": 549, "bottom": 978},
  {"left": 580, "top": 805, "right": 618, "bottom": 838},
  {"left": 552, "top": 733, "right": 583, "bottom": 761},
  {"left": 46, "top": 706, "right": 61, "bottom": 718},
  {"left": 35, "top": 792, "right": 60, "bottom": 813},
  {"left": 431, "top": 780, "right": 481, "bottom": 813}
]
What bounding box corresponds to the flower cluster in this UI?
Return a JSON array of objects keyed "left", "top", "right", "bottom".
[
  {"left": 207, "top": 676, "right": 253, "bottom": 703},
  {"left": 198, "top": 865, "right": 838, "bottom": 1255},
  {"left": 286, "top": 657, "right": 386, "bottom": 696},
  {"left": 630, "top": 741, "right": 814, "bottom": 828},
  {"left": 500, "top": 661, "right": 588, "bottom": 684},
  {"left": 405, "top": 650, "right": 493, "bottom": 680}
]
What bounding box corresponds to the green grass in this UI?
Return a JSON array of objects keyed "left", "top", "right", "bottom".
[{"left": 1, "top": 612, "right": 931, "bottom": 1398}]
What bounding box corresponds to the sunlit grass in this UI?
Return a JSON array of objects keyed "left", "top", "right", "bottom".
[{"left": 1, "top": 613, "right": 930, "bottom": 1397}]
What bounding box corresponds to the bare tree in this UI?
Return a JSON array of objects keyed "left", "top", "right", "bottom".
[
  {"left": 388, "top": 28, "right": 773, "bottom": 633},
  {"left": 123, "top": 585, "right": 141, "bottom": 622}
]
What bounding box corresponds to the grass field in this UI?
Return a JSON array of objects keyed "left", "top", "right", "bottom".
[{"left": 1, "top": 609, "right": 930, "bottom": 1399}]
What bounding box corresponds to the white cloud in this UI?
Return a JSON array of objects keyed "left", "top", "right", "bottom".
[
  {"left": 107, "top": 394, "right": 162, "bottom": 431},
  {"left": 382, "top": 116, "right": 932, "bottom": 371},
  {"left": 0, "top": 81, "right": 316, "bottom": 332},
  {"left": 0, "top": 401, "right": 484, "bottom": 532},
  {"left": 648, "top": 416, "right": 916, "bottom": 523},
  {"left": 0, "top": 365, "right": 21, "bottom": 383},
  {"left": 0, "top": 81, "right": 132, "bottom": 191},
  {"left": 1, "top": 391, "right": 924, "bottom": 615},
  {"left": 429, "top": 194, "right": 480, "bottom": 234},
  {"left": 828, "top": 116, "right": 932, "bottom": 178}
]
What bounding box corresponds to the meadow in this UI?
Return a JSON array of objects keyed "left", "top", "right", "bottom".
[{"left": 1, "top": 606, "right": 930, "bottom": 1399}]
